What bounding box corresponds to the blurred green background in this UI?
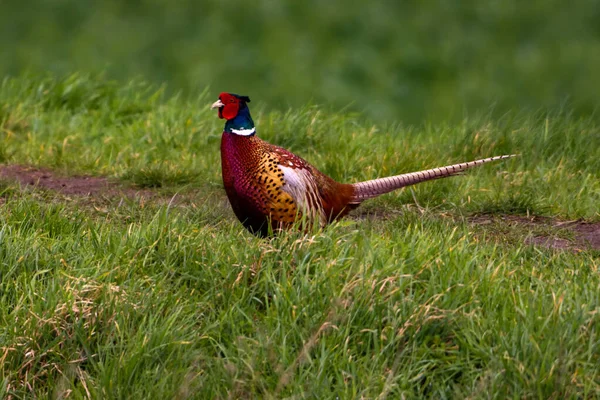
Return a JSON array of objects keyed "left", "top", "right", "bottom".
[{"left": 2, "top": 0, "right": 599, "bottom": 123}]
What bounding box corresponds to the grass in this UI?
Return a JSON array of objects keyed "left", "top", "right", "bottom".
[
  {"left": 0, "top": 75, "right": 599, "bottom": 398},
  {"left": 1, "top": 0, "right": 600, "bottom": 124}
]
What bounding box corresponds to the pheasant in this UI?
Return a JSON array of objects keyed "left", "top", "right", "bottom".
[{"left": 212, "top": 92, "right": 514, "bottom": 236}]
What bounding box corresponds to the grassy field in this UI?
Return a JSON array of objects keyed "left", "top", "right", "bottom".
[
  {"left": 2, "top": 0, "right": 600, "bottom": 124},
  {"left": 0, "top": 75, "right": 598, "bottom": 398},
  {"left": 2, "top": 1, "right": 600, "bottom": 398}
]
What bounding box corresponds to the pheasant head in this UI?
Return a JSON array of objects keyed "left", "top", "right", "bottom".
[{"left": 211, "top": 93, "right": 256, "bottom": 136}]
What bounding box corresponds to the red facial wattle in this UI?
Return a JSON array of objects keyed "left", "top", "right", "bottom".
[
  {"left": 221, "top": 102, "right": 239, "bottom": 120},
  {"left": 218, "top": 92, "right": 240, "bottom": 120}
]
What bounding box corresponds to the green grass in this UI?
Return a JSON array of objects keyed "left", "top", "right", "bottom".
[
  {"left": 0, "top": 75, "right": 599, "bottom": 398},
  {"left": 1, "top": 75, "right": 599, "bottom": 218},
  {"left": 2, "top": 0, "right": 600, "bottom": 123}
]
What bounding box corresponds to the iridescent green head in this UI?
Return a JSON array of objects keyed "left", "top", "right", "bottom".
[{"left": 211, "top": 92, "right": 255, "bottom": 136}]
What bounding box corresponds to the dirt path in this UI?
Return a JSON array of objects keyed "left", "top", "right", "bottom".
[
  {"left": 0, "top": 164, "right": 155, "bottom": 198},
  {"left": 470, "top": 215, "right": 600, "bottom": 252},
  {"left": 1, "top": 164, "right": 599, "bottom": 251}
]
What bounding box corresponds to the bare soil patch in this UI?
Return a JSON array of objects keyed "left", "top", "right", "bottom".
[
  {"left": 0, "top": 164, "right": 154, "bottom": 198},
  {"left": 572, "top": 222, "right": 600, "bottom": 251},
  {"left": 470, "top": 214, "right": 600, "bottom": 252}
]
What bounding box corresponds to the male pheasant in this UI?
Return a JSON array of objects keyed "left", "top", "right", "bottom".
[{"left": 213, "top": 92, "right": 513, "bottom": 236}]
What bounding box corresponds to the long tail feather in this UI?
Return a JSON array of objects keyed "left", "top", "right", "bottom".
[{"left": 351, "top": 155, "right": 516, "bottom": 202}]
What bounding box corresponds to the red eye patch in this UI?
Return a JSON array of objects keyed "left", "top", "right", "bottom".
[
  {"left": 218, "top": 93, "right": 240, "bottom": 120},
  {"left": 221, "top": 102, "right": 239, "bottom": 120}
]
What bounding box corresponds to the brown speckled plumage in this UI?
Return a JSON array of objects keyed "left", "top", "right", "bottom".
[{"left": 221, "top": 132, "right": 355, "bottom": 236}]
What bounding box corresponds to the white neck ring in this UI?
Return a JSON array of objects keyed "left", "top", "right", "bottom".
[{"left": 230, "top": 127, "right": 256, "bottom": 136}]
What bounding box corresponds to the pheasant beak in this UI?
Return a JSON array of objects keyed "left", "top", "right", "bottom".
[{"left": 211, "top": 99, "right": 224, "bottom": 109}]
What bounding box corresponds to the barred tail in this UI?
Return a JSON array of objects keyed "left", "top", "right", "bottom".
[{"left": 351, "top": 155, "right": 516, "bottom": 202}]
